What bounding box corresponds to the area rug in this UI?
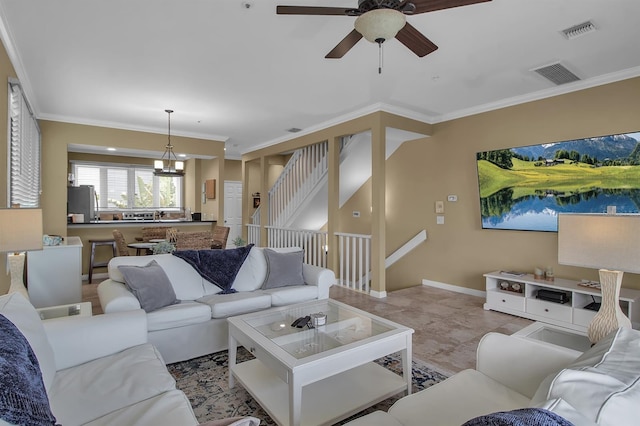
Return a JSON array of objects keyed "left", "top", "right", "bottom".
[{"left": 168, "top": 348, "right": 448, "bottom": 425}]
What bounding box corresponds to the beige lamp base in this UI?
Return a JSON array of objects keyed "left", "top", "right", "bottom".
[
  {"left": 7, "top": 253, "right": 29, "bottom": 299},
  {"left": 588, "top": 269, "right": 631, "bottom": 344}
]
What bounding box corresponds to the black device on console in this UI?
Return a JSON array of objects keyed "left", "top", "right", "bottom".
[{"left": 536, "top": 289, "right": 570, "bottom": 304}]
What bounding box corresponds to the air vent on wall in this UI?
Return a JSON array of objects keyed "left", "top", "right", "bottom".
[
  {"left": 286, "top": 127, "right": 302, "bottom": 133},
  {"left": 532, "top": 62, "right": 581, "bottom": 86},
  {"left": 562, "top": 21, "right": 596, "bottom": 40}
]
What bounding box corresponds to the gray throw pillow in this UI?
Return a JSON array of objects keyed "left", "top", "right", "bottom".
[
  {"left": 118, "top": 260, "right": 179, "bottom": 312},
  {"left": 262, "top": 249, "right": 305, "bottom": 289}
]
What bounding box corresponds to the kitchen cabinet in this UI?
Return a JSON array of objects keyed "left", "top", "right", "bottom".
[{"left": 27, "top": 236, "right": 83, "bottom": 308}]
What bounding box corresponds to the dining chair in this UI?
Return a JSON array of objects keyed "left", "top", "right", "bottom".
[
  {"left": 211, "top": 226, "right": 230, "bottom": 249},
  {"left": 112, "top": 229, "right": 131, "bottom": 256},
  {"left": 174, "top": 231, "right": 214, "bottom": 251},
  {"left": 141, "top": 226, "right": 170, "bottom": 242}
]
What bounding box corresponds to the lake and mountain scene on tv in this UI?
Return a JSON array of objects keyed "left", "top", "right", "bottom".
[{"left": 476, "top": 132, "right": 640, "bottom": 232}]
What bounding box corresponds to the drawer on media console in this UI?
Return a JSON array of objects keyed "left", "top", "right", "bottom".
[
  {"left": 573, "top": 308, "right": 597, "bottom": 328},
  {"left": 526, "top": 299, "right": 572, "bottom": 323},
  {"left": 487, "top": 290, "right": 525, "bottom": 311}
]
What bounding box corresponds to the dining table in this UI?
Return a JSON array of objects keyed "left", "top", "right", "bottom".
[{"left": 126, "top": 239, "right": 165, "bottom": 255}]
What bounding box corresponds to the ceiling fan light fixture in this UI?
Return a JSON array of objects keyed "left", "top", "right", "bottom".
[
  {"left": 154, "top": 109, "right": 185, "bottom": 177},
  {"left": 354, "top": 8, "right": 406, "bottom": 43}
]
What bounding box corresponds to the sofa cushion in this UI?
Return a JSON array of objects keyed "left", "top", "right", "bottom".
[
  {"left": 262, "top": 248, "right": 305, "bottom": 289},
  {"left": 532, "top": 327, "right": 640, "bottom": 426},
  {"left": 0, "top": 293, "right": 56, "bottom": 393},
  {"left": 264, "top": 285, "right": 319, "bottom": 306},
  {"left": 118, "top": 260, "right": 179, "bottom": 312},
  {"left": 389, "top": 369, "right": 530, "bottom": 426},
  {"left": 84, "top": 389, "right": 198, "bottom": 426},
  {"left": 173, "top": 245, "right": 253, "bottom": 294},
  {"left": 0, "top": 313, "right": 57, "bottom": 426},
  {"left": 109, "top": 254, "right": 206, "bottom": 300},
  {"left": 535, "top": 398, "right": 597, "bottom": 426},
  {"left": 146, "top": 301, "right": 212, "bottom": 332},
  {"left": 49, "top": 343, "right": 176, "bottom": 426},
  {"left": 197, "top": 292, "right": 272, "bottom": 319},
  {"left": 229, "top": 246, "right": 268, "bottom": 293}
]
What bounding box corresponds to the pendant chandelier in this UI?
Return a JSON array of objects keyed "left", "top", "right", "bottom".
[{"left": 154, "top": 109, "right": 184, "bottom": 177}]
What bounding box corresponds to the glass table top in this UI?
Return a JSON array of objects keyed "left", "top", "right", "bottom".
[{"left": 237, "top": 299, "right": 398, "bottom": 359}]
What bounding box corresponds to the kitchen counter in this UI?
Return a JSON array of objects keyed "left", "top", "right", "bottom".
[{"left": 68, "top": 220, "right": 216, "bottom": 229}]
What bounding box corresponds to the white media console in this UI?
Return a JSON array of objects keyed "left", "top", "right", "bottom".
[{"left": 484, "top": 270, "right": 640, "bottom": 332}]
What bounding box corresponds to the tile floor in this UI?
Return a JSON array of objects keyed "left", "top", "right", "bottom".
[{"left": 83, "top": 282, "right": 533, "bottom": 375}]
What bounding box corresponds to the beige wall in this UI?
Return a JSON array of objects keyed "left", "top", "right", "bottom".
[
  {"left": 341, "top": 77, "right": 640, "bottom": 292},
  {"left": 0, "top": 42, "right": 18, "bottom": 293}
]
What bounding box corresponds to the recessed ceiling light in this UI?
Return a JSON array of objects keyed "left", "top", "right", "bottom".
[
  {"left": 287, "top": 127, "right": 302, "bottom": 133},
  {"left": 178, "top": 154, "right": 186, "bottom": 157},
  {"left": 107, "top": 147, "right": 116, "bottom": 151}
]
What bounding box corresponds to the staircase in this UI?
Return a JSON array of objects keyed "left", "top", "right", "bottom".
[{"left": 252, "top": 127, "right": 425, "bottom": 230}]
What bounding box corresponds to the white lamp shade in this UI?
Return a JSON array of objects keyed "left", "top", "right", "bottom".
[
  {"left": 558, "top": 213, "right": 640, "bottom": 274},
  {"left": 175, "top": 161, "right": 184, "bottom": 171},
  {"left": 0, "top": 208, "right": 43, "bottom": 252},
  {"left": 154, "top": 160, "right": 164, "bottom": 170},
  {"left": 354, "top": 9, "right": 406, "bottom": 43}
]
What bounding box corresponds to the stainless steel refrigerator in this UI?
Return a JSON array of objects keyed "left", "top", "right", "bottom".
[{"left": 67, "top": 185, "right": 95, "bottom": 223}]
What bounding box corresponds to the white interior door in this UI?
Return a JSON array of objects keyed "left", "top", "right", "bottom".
[{"left": 224, "top": 181, "right": 243, "bottom": 248}]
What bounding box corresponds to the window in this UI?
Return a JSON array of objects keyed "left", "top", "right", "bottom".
[
  {"left": 8, "top": 79, "right": 41, "bottom": 207},
  {"left": 71, "top": 162, "right": 182, "bottom": 210}
]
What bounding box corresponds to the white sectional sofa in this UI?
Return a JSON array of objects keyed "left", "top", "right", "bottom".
[
  {"left": 98, "top": 246, "right": 335, "bottom": 363},
  {"left": 344, "top": 328, "right": 640, "bottom": 426},
  {"left": 0, "top": 292, "right": 198, "bottom": 426}
]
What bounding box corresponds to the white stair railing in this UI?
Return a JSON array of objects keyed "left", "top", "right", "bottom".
[
  {"left": 335, "top": 232, "right": 372, "bottom": 293},
  {"left": 247, "top": 224, "right": 261, "bottom": 246},
  {"left": 266, "top": 226, "right": 328, "bottom": 268},
  {"left": 269, "top": 142, "right": 329, "bottom": 227}
]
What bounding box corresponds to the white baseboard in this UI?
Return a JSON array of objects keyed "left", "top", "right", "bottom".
[
  {"left": 83, "top": 272, "right": 108, "bottom": 282},
  {"left": 422, "top": 279, "right": 485, "bottom": 298},
  {"left": 369, "top": 289, "right": 387, "bottom": 299}
]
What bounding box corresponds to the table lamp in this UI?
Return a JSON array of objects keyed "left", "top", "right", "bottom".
[
  {"left": 557, "top": 213, "right": 640, "bottom": 343},
  {"left": 0, "top": 208, "right": 43, "bottom": 296}
]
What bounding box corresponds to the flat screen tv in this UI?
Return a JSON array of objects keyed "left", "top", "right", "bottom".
[{"left": 476, "top": 131, "right": 640, "bottom": 232}]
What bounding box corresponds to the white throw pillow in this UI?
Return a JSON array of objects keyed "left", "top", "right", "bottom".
[
  {"left": 532, "top": 327, "right": 640, "bottom": 426},
  {"left": 0, "top": 292, "right": 56, "bottom": 392}
]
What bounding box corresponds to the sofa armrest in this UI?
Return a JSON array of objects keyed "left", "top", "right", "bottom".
[
  {"left": 42, "top": 309, "right": 148, "bottom": 371},
  {"left": 476, "top": 332, "right": 579, "bottom": 399},
  {"left": 302, "top": 263, "right": 335, "bottom": 299},
  {"left": 97, "top": 279, "right": 142, "bottom": 313}
]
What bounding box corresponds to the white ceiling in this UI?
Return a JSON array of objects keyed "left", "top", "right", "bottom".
[{"left": 1, "top": 0, "right": 639, "bottom": 159}]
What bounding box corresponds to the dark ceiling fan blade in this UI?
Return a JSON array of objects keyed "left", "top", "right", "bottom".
[
  {"left": 276, "top": 6, "right": 354, "bottom": 16},
  {"left": 409, "top": 0, "right": 491, "bottom": 15},
  {"left": 395, "top": 23, "right": 438, "bottom": 57},
  {"left": 325, "top": 30, "right": 363, "bottom": 59}
]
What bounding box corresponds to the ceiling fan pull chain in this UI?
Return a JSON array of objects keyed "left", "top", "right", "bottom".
[{"left": 378, "top": 40, "right": 383, "bottom": 74}]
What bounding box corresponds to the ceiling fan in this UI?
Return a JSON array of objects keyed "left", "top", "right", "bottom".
[{"left": 277, "top": 0, "right": 491, "bottom": 59}]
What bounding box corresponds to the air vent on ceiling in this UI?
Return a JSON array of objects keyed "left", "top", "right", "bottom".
[
  {"left": 561, "top": 21, "right": 596, "bottom": 40},
  {"left": 532, "top": 62, "right": 581, "bottom": 86},
  {"left": 286, "top": 127, "right": 302, "bottom": 133}
]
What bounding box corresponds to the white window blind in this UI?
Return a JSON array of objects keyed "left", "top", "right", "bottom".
[
  {"left": 8, "top": 80, "right": 41, "bottom": 207},
  {"left": 71, "top": 161, "right": 182, "bottom": 210}
]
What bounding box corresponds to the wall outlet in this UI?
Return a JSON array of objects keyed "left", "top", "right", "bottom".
[
  {"left": 447, "top": 195, "right": 458, "bottom": 202},
  {"left": 435, "top": 201, "right": 445, "bottom": 214},
  {"left": 352, "top": 211, "right": 360, "bottom": 218},
  {"left": 436, "top": 215, "right": 445, "bottom": 225}
]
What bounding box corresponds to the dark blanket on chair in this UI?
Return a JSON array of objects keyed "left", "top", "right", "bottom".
[
  {"left": 0, "top": 314, "right": 58, "bottom": 426},
  {"left": 462, "top": 408, "right": 574, "bottom": 426},
  {"left": 173, "top": 244, "right": 254, "bottom": 294}
]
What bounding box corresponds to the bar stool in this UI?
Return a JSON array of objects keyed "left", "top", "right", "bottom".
[{"left": 88, "top": 239, "right": 117, "bottom": 283}]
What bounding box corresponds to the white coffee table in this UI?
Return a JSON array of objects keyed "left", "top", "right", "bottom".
[{"left": 228, "top": 299, "right": 414, "bottom": 426}]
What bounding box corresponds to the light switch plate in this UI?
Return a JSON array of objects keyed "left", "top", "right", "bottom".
[
  {"left": 435, "top": 201, "right": 445, "bottom": 214},
  {"left": 436, "top": 215, "right": 445, "bottom": 225}
]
